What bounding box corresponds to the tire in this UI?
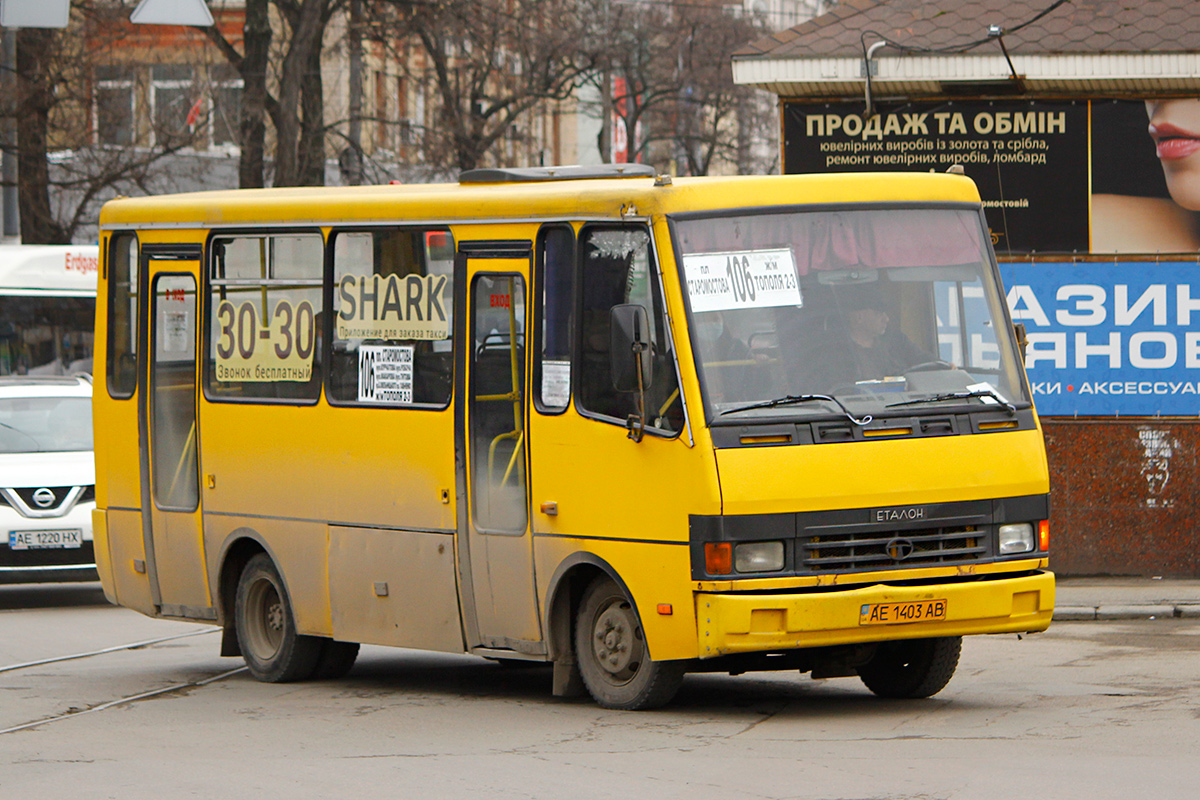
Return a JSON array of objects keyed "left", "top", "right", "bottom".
[
  {"left": 234, "top": 553, "right": 322, "bottom": 682},
  {"left": 312, "top": 640, "right": 360, "bottom": 680},
  {"left": 574, "top": 577, "right": 685, "bottom": 710},
  {"left": 857, "top": 636, "right": 962, "bottom": 699}
]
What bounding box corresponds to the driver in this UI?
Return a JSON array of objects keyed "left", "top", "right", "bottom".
[{"left": 810, "top": 282, "right": 934, "bottom": 388}]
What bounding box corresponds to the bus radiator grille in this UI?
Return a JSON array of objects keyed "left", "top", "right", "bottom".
[{"left": 801, "top": 527, "right": 986, "bottom": 572}]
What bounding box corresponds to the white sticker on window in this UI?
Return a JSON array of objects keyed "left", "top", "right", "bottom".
[
  {"left": 163, "top": 310, "right": 190, "bottom": 353},
  {"left": 336, "top": 273, "right": 451, "bottom": 340},
  {"left": 359, "top": 344, "right": 415, "bottom": 404},
  {"left": 214, "top": 299, "right": 315, "bottom": 383},
  {"left": 682, "top": 248, "right": 802, "bottom": 313},
  {"left": 541, "top": 360, "right": 571, "bottom": 407}
]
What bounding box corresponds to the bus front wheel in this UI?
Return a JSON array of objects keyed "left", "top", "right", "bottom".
[
  {"left": 235, "top": 553, "right": 322, "bottom": 682},
  {"left": 574, "top": 577, "right": 685, "bottom": 710},
  {"left": 857, "top": 636, "right": 962, "bottom": 699}
]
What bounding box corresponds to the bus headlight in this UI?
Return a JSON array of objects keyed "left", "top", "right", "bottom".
[
  {"left": 998, "top": 523, "right": 1035, "bottom": 555},
  {"left": 734, "top": 541, "right": 785, "bottom": 573}
]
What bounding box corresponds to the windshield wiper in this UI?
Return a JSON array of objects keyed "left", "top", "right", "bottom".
[
  {"left": 717, "top": 394, "right": 873, "bottom": 426},
  {"left": 886, "top": 389, "right": 1016, "bottom": 415}
]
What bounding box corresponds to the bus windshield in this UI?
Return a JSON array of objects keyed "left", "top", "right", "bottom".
[
  {"left": 673, "top": 206, "right": 1029, "bottom": 423},
  {"left": 0, "top": 296, "right": 95, "bottom": 376}
]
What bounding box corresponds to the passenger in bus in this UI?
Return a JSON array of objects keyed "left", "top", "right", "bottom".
[
  {"left": 692, "top": 311, "right": 754, "bottom": 403},
  {"left": 693, "top": 311, "right": 749, "bottom": 363},
  {"left": 808, "top": 282, "right": 933, "bottom": 389}
]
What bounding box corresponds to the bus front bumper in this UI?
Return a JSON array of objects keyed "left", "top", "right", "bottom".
[{"left": 695, "top": 571, "right": 1054, "bottom": 658}]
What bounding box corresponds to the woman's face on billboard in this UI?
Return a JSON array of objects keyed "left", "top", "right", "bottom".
[{"left": 1146, "top": 99, "right": 1200, "bottom": 210}]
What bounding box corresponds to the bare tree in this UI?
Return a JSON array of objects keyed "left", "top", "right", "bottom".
[
  {"left": 205, "top": 0, "right": 341, "bottom": 187},
  {"left": 275, "top": 0, "right": 339, "bottom": 184},
  {"left": 1, "top": 4, "right": 210, "bottom": 243},
  {"left": 11, "top": 28, "right": 66, "bottom": 243},
  {"left": 584, "top": 0, "right": 673, "bottom": 168},
  {"left": 368, "top": 0, "right": 600, "bottom": 173},
  {"left": 587, "top": 1, "right": 772, "bottom": 175},
  {"left": 666, "top": 5, "right": 774, "bottom": 175},
  {"left": 232, "top": 0, "right": 272, "bottom": 188}
]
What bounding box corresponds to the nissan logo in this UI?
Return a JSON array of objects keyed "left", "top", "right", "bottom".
[
  {"left": 32, "top": 488, "right": 57, "bottom": 508},
  {"left": 885, "top": 537, "right": 915, "bottom": 561}
]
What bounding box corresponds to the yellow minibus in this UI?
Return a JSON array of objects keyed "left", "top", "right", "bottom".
[{"left": 93, "top": 165, "right": 1053, "bottom": 709}]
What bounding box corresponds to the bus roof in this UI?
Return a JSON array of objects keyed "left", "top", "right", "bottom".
[
  {"left": 0, "top": 245, "right": 99, "bottom": 296},
  {"left": 97, "top": 171, "right": 982, "bottom": 229}
]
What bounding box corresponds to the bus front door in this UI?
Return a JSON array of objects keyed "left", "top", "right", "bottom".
[
  {"left": 458, "top": 249, "right": 542, "bottom": 654},
  {"left": 139, "top": 256, "right": 209, "bottom": 618}
]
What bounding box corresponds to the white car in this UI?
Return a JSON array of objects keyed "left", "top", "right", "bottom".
[{"left": 0, "top": 375, "right": 96, "bottom": 585}]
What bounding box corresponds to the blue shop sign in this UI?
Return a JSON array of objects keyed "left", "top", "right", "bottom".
[{"left": 998, "top": 261, "right": 1200, "bottom": 416}]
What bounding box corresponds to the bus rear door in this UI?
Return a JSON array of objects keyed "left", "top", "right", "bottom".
[
  {"left": 456, "top": 242, "right": 542, "bottom": 654},
  {"left": 139, "top": 247, "right": 210, "bottom": 618}
]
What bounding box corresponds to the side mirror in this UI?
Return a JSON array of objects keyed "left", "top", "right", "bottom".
[{"left": 610, "top": 304, "right": 653, "bottom": 391}]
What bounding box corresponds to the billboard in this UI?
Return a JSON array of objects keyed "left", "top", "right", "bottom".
[
  {"left": 786, "top": 98, "right": 1200, "bottom": 416},
  {"left": 998, "top": 260, "right": 1200, "bottom": 417},
  {"left": 783, "top": 99, "right": 1197, "bottom": 257}
]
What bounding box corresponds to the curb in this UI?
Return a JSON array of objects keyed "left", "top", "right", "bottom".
[{"left": 1054, "top": 604, "right": 1200, "bottom": 621}]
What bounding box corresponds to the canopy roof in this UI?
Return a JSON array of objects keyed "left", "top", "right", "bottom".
[{"left": 734, "top": 0, "right": 1200, "bottom": 98}]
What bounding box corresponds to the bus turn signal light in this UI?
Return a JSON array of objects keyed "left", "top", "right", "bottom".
[
  {"left": 1039, "top": 520, "right": 1050, "bottom": 551},
  {"left": 705, "top": 542, "right": 733, "bottom": 575}
]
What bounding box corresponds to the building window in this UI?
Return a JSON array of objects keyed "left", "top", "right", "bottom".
[
  {"left": 209, "top": 64, "right": 243, "bottom": 148},
  {"left": 375, "top": 70, "right": 388, "bottom": 150},
  {"left": 151, "top": 64, "right": 197, "bottom": 147},
  {"left": 95, "top": 65, "right": 134, "bottom": 147}
]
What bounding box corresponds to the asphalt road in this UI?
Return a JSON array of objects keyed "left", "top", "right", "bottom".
[{"left": 2, "top": 583, "right": 1199, "bottom": 800}]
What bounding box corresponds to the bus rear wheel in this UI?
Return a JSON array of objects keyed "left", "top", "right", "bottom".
[
  {"left": 235, "top": 553, "right": 322, "bottom": 682},
  {"left": 574, "top": 577, "right": 684, "bottom": 710},
  {"left": 857, "top": 636, "right": 962, "bottom": 699}
]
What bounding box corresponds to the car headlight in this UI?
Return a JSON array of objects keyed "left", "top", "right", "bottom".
[
  {"left": 734, "top": 541, "right": 785, "bottom": 573},
  {"left": 998, "top": 523, "right": 1035, "bottom": 555}
]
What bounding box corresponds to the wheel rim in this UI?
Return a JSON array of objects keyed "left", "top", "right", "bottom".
[
  {"left": 244, "top": 575, "right": 284, "bottom": 661},
  {"left": 590, "top": 597, "right": 643, "bottom": 685}
]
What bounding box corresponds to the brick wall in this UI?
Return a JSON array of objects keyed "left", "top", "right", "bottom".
[{"left": 1044, "top": 419, "right": 1200, "bottom": 577}]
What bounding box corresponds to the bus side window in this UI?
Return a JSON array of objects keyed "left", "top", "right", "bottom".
[
  {"left": 534, "top": 224, "right": 574, "bottom": 413},
  {"left": 576, "top": 225, "right": 682, "bottom": 435},
  {"left": 205, "top": 233, "right": 324, "bottom": 403},
  {"left": 328, "top": 228, "right": 454, "bottom": 408},
  {"left": 107, "top": 233, "right": 139, "bottom": 399}
]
